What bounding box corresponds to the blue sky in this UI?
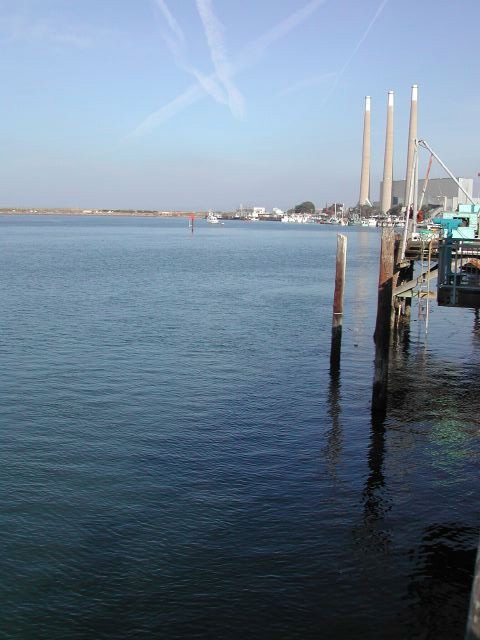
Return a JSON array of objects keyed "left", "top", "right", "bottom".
[{"left": 1, "top": 0, "right": 479, "bottom": 210}]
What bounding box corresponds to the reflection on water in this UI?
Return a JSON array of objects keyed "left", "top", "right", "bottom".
[
  {"left": 473, "top": 309, "right": 480, "bottom": 345},
  {"left": 325, "top": 365, "right": 342, "bottom": 480},
  {"left": 362, "top": 414, "right": 391, "bottom": 547},
  {"left": 405, "top": 523, "right": 478, "bottom": 639}
]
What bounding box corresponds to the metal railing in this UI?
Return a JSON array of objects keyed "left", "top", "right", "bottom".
[{"left": 437, "top": 238, "right": 480, "bottom": 305}]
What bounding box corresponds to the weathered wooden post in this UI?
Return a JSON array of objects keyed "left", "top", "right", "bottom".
[
  {"left": 330, "top": 234, "right": 347, "bottom": 371},
  {"left": 372, "top": 228, "right": 395, "bottom": 415}
]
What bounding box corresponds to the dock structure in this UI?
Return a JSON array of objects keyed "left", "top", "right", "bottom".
[
  {"left": 399, "top": 231, "right": 480, "bottom": 309},
  {"left": 363, "top": 85, "right": 480, "bottom": 638},
  {"left": 437, "top": 238, "right": 480, "bottom": 307}
]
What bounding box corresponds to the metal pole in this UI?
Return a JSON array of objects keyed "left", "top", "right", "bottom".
[
  {"left": 418, "top": 153, "right": 433, "bottom": 213},
  {"left": 418, "top": 139, "right": 476, "bottom": 205},
  {"left": 413, "top": 146, "right": 419, "bottom": 233},
  {"left": 400, "top": 145, "right": 417, "bottom": 259},
  {"left": 425, "top": 240, "right": 432, "bottom": 334}
]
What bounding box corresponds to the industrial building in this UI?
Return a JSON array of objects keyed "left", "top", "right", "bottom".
[{"left": 380, "top": 176, "right": 478, "bottom": 211}]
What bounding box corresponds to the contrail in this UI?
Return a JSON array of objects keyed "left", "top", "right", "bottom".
[
  {"left": 154, "top": 0, "right": 228, "bottom": 107},
  {"left": 129, "top": 84, "right": 202, "bottom": 140},
  {"left": 195, "top": 0, "right": 245, "bottom": 119},
  {"left": 323, "top": 0, "right": 389, "bottom": 104},
  {"left": 127, "top": 0, "right": 326, "bottom": 140},
  {"left": 237, "top": 0, "right": 326, "bottom": 68},
  {"left": 154, "top": 0, "right": 184, "bottom": 45}
]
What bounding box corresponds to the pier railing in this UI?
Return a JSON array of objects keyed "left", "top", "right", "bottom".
[{"left": 437, "top": 238, "right": 480, "bottom": 307}]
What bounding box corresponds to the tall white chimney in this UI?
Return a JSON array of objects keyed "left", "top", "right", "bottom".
[
  {"left": 359, "top": 96, "right": 371, "bottom": 206},
  {"left": 404, "top": 84, "right": 418, "bottom": 209},
  {"left": 381, "top": 91, "right": 394, "bottom": 214}
]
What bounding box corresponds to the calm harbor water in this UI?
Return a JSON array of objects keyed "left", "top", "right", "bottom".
[{"left": 1, "top": 215, "right": 479, "bottom": 639}]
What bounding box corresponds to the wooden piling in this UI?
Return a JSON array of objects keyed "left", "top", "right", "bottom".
[
  {"left": 330, "top": 234, "right": 347, "bottom": 370},
  {"left": 372, "top": 228, "right": 395, "bottom": 415}
]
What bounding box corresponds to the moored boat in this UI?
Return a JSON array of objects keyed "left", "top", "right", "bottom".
[{"left": 207, "top": 211, "right": 220, "bottom": 224}]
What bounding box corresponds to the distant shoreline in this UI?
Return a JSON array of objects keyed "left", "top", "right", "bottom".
[
  {"left": 0, "top": 210, "right": 286, "bottom": 222},
  {"left": 0, "top": 209, "right": 200, "bottom": 218}
]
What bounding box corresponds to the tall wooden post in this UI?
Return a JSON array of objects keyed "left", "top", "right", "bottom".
[
  {"left": 372, "top": 228, "right": 395, "bottom": 415},
  {"left": 330, "top": 234, "right": 347, "bottom": 370}
]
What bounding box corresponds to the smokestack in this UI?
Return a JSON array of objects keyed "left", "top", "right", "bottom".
[
  {"left": 404, "top": 84, "right": 418, "bottom": 208},
  {"left": 381, "top": 91, "right": 394, "bottom": 214},
  {"left": 359, "top": 96, "right": 371, "bottom": 206}
]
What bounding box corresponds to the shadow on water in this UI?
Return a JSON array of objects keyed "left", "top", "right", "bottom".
[
  {"left": 362, "top": 411, "right": 391, "bottom": 548},
  {"left": 350, "top": 405, "right": 392, "bottom": 563},
  {"left": 328, "top": 311, "right": 479, "bottom": 638},
  {"left": 388, "top": 318, "right": 479, "bottom": 639},
  {"left": 473, "top": 309, "right": 480, "bottom": 345},
  {"left": 403, "top": 522, "right": 478, "bottom": 640},
  {"left": 327, "top": 355, "right": 392, "bottom": 552}
]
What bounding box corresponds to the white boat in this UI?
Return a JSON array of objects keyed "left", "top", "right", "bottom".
[{"left": 207, "top": 211, "right": 220, "bottom": 224}]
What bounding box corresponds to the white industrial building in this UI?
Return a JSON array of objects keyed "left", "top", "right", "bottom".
[
  {"left": 380, "top": 177, "right": 478, "bottom": 211},
  {"left": 250, "top": 207, "right": 266, "bottom": 219}
]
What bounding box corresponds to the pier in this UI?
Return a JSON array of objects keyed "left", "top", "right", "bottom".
[
  {"left": 353, "top": 83, "right": 480, "bottom": 636},
  {"left": 368, "top": 227, "right": 480, "bottom": 639}
]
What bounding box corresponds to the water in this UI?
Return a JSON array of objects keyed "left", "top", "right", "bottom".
[{"left": 1, "top": 215, "right": 479, "bottom": 639}]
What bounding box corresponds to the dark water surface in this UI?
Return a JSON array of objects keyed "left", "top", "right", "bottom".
[{"left": 1, "top": 215, "right": 479, "bottom": 639}]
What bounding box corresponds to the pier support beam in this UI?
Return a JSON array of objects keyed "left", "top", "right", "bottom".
[
  {"left": 330, "top": 234, "right": 347, "bottom": 371},
  {"left": 372, "top": 228, "right": 395, "bottom": 415}
]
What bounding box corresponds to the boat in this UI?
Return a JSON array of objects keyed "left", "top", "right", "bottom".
[
  {"left": 361, "top": 217, "right": 377, "bottom": 227},
  {"left": 348, "top": 215, "right": 362, "bottom": 226},
  {"left": 206, "top": 211, "right": 220, "bottom": 224}
]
